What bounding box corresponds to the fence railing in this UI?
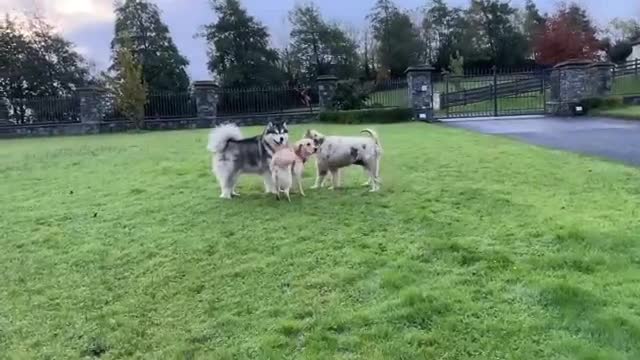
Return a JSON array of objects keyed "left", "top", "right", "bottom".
[
  {"left": 217, "top": 86, "right": 318, "bottom": 117},
  {"left": 612, "top": 60, "right": 640, "bottom": 96},
  {"left": 365, "top": 79, "right": 408, "bottom": 108},
  {"left": 0, "top": 96, "right": 80, "bottom": 126},
  {"left": 102, "top": 92, "right": 197, "bottom": 121}
]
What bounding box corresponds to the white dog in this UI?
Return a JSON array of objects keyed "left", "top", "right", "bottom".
[{"left": 304, "top": 128, "right": 382, "bottom": 192}]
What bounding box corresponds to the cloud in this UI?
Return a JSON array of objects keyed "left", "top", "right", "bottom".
[{"left": 0, "top": 0, "right": 115, "bottom": 33}]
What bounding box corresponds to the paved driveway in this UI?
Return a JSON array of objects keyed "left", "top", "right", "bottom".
[{"left": 444, "top": 116, "right": 640, "bottom": 166}]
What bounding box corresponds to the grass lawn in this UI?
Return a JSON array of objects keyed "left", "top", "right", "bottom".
[
  {"left": 596, "top": 106, "right": 640, "bottom": 120},
  {"left": 612, "top": 75, "right": 640, "bottom": 96},
  {"left": 2, "top": 123, "right": 640, "bottom": 359}
]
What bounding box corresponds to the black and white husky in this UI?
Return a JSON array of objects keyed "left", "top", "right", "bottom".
[{"left": 207, "top": 122, "right": 289, "bottom": 199}]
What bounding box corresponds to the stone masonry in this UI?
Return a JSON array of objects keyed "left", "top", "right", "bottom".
[
  {"left": 317, "top": 75, "right": 338, "bottom": 111},
  {"left": 549, "top": 60, "right": 615, "bottom": 116},
  {"left": 193, "top": 81, "right": 219, "bottom": 120},
  {"left": 406, "top": 65, "right": 435, "bottom": 121}
]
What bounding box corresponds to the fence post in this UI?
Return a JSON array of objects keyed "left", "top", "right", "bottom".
[
  {"left": 0, "top": 98, "right": 8, "bottom": 124},
  {"left": 445, "top": 72, "right": 450, "bottom": 118},
  {"left": 193, "top": 81, "right": 219, "bottom": 123},
  {"left": 405, "top": 65, "right": 435, "bottom": 122},
  {"left": 77, "top": 87, "right": 106, "bottom": 124},
  {"left": 317, "top": 75, "right": 338, "bottom": 111},
  {"left": 492, "top": 66, "right": 498, "bottom": 117},
  {"left": 636, "top": 59, "right": 638, "bottom": 77},
  {"left": 542, "top": 69, "right": 547, "bottom": 114}
]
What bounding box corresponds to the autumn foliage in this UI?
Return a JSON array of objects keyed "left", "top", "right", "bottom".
[{"left": 533, "top": 5, "right": 601, "bottom": 65}]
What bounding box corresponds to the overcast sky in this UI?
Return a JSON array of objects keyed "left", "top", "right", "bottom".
[{"left": 0, "top": 0, "right": 634, "bottom": 79}]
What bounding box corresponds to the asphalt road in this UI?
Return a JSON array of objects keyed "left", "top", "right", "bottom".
[{"left": 444, "top": 116, "right": 640, "bottom": 166}]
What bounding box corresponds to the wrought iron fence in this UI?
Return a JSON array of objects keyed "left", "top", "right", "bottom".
[
  {"left": 365, "top": 78, "right": 408, "bottom": 108},
  {"left": 435, "top": 69, "right": 549, "bottom": 118},
  {"left": 0, "top": 96, "right": 80, "bottom": 126},
  {"left": 217, "top": 86, "right": 318, "bottom": 117},
  {"left": 612, "top": 60, "right": 640, "bottom": 96},
  {"left": 102, "top": 92, "right": 197, "bottom": 121}
]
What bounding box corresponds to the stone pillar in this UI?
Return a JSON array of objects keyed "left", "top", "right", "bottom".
[
  {"left": 406, "top": 65, "right": 435, "bottom": 121},
  {"left": 193, "top": 81, "right": 219, "bottom": 120},
  {"left": 317, "top": 75, "right": 338, "bottom": 111},
  {"left": 0, "top": 98, "right": 9, "bottom": 124},
  {"left": 548, "top": 60, "right": 591, "bottom": 116},
  {"left": 77, "top": 87, "right": 106, "bottom": 124},
  {"left": 588, "top": 62, "right": 615, "bottom": 98}
]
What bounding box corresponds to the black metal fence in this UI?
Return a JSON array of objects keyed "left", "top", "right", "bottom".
[
  {"left": 0, "top": 96, "right": 81, "bottom": 125},
  {"left": 102, "top": 92, "right": 197, "bottom": 121},
  {"left": 365, "top": 79, "right": 408, "bottom": 108},
  {"left": 612, "top": 60, "right": 640, "bottom": 96},
  {"left": 217, "top": 86, "right": 318, "bottom": 117},
  {"left": 435, "top": 69, "right": 549, "bottom": 118}
]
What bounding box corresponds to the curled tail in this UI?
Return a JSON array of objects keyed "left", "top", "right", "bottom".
[
  {"left": 207, "top": 124, "right": 243, "bottom": 153},
  {"left": 361, "top": 128, "right": 382, "bottom": 149}
]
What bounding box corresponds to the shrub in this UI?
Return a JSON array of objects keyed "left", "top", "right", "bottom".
[
  {"left": 317, "top": 108, "right": 412, "bottom": 124},
  {"left": 112, "top": 43, "right": 147, "bottom": 129},
  {"left": 331, "top": 80, "right": 371, "bottom": 110},
  {"left": 581, "top": 96, "right": 624, "bottom": 112}
]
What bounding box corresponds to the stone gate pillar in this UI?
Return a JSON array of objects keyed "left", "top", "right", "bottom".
[
  {"left": 77, "top": 87, "right": 106, "bottom": 124},
  {"left": 317, "top": 75, "right": 338, "bottom": 111},
  {"left": 548, "top": 60, "right": 592, "bottom": 116},
  {"left": 588, "top": 62, "right": 615, "bottom": 98},
  {"left": 406, "top": 65, "right": 435, "bottom": 121},
  {"left": 193, "top": 81, "right": 219, "bottom": 121}
]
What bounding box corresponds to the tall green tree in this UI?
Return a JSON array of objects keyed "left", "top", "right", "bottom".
[
  {"left": 0, "top": 15, "right": 89, "bottom": 123},
  {"left": 369, "top": 0, "right": 422, "bottom": 78},
  {"left": 423, "top": 0, "right": 469, "bottom": 70},
  {"left": 289, "top": 3, "right": 359, "bottom": 83},
  {"left": 112, "top": 41, "right": 147, "bottom": 129},
  {"left": 521, "top": 0, "right": 546, "bottom": 57},
  {"left": 202, "top": 0, "right": 283, "bottom": 87},
  {"left": 111, "top": 0, "right": 189, "bottom": 93},
  {"left": 467, "top": 0, "right": 528, "bottom": 67}
]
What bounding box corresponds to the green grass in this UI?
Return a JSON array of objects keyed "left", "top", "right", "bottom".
[
  {"left": 613, "top": 75, "right": 640, "bottom": 96},
  {"left": 596, "top": 105, "right": 640, "bottom": 120},
  {"left": 2, "top": 123, "right": 640, "bottom": 359}
]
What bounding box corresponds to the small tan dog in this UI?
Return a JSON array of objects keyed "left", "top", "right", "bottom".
[{"left": 270, "top": 139, "right": 317, "bottom": 201}]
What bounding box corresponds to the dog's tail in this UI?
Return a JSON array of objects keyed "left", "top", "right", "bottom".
[
  {"left": 361, "top": 128, "right": 381, "bottom": 147},
  {"left": 207, "top": 123, "right": 243, "bottom": 153}
]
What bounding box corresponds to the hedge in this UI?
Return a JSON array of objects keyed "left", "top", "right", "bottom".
[
  {"left": 317, "top": 108, "right": 413, "bottom": 124},
  {"left": 580, "top": 96, "right": 624, "bottom": 112}
]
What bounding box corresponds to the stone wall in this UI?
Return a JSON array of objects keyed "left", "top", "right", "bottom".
[
  {"left": 548, "top": 60, "right": 615, "bottom": 116},
  {"left": 406, "top": 65, "right": 435, "bottom": 121},
  {"left": 0, "top": 112, "right": 317, "bottom": 139}
]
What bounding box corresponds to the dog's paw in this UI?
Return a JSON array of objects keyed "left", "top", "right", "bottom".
[{"left": 219, "top": 193, "right": 233, "bottom": 199}]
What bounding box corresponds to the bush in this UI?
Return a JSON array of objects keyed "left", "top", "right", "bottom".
[
  {"left": 331, "top": 80, "right": 371, "bottom": 110},
  {"left": 317, "top": 108, "right": 412, "bottom": 124},
  {"left": 580, "top": 96, "right": 624, "bottom": 112}
]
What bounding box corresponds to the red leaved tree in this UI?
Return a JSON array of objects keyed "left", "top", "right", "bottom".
[{"left": 533, "top": 4, "right": 601, "bottom": 65}]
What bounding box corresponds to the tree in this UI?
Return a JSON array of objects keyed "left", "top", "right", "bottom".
[
  {"left": 289, "top": 3, "right": 359, "bottom": 84},
  {"left": 604, "top": 18, "right": 640, "bottom": 63},
  {"left": 423, "top": 0, "right": 469, "bottom": 70},
  {"left": 533, "top": 3, "right": 601, "bottom": 65},
  {"left": 369, "top": 0, "right": 422, "bottom": 78},
  {"left": 0, "top": 15, "right": 89, "bottom": 123},
  {"left": 521, "top": 0, "right": 546, "bottom": 57},
  {"left": 201, "top": 0, "right": 283, "bottom": 87},
  {"left": 467, "top": 0, "right": 528, "bottom": 67},
  {"left": 111, "top": 0, "right": 189, "bottom": 93},
  {"left": 112, "top": 41, "right": 147, "bottom": 129}
]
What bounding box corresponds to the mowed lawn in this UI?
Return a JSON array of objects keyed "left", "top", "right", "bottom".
[{"left": 2, "top": 123, "right": 640, "bottom": 359}]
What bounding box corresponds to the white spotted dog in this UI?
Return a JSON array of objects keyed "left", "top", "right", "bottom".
[{"left": 304, "top": 128, "right": 382, "bottom": 192}]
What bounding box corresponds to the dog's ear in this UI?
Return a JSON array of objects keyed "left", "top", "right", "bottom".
[
  {"left": 297, "top": 143, "right": 303, "bottom": 153},
  {"left": 282, "top": 122, "right": 288, "bottom": 131},
  {"left": 304, "top": 129, "right": 311, "bottom": 138}
]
